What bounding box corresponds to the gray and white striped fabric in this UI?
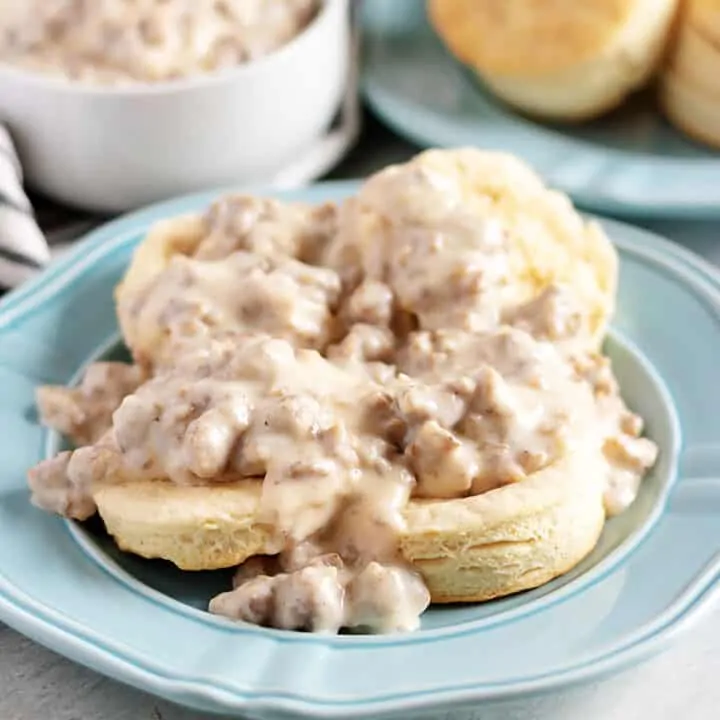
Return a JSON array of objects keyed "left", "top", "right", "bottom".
[{"left": 0, "top": 125, "right": 52, "bottom": 289}]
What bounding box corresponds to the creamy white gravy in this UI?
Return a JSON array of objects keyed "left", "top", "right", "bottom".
[
  {"left": 0, "top": 0, "right": 319, "bottom": 85},
  {"left": 29, "top": 167, "right": 658, "bottom": 634}
]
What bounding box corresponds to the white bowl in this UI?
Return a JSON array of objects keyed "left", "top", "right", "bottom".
[{"left": 0, "top": 0, "right": 351, "bottom": 213}]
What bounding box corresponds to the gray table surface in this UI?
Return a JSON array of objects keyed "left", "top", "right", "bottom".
[{"left": 2, "top": 115, "right": 719, "bottom": 720}]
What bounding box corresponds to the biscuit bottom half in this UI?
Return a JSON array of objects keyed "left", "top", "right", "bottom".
[{"left": 93, "top": 448, "right": 607, "bottom": 604}]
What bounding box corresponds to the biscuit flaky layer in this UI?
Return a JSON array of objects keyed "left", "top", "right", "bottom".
[{"left": 94, "top": 449, "right": 607, "bottom": 604}]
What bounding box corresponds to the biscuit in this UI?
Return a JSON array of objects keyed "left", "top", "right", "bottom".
[
  {"left": 661, "top": 69, "right": 720, "bottom": 149},
  {"left": 115, "top": 214, "right": 206, "bottom": 367},
  {"left": 664, "top": 17, "right": 720, "bottom": 94},
  {"left": 329, "top": 148, "right": 618, "bottom": 347},
  {"left": 93, "top": 447, "right": 606, "bottom": 603},
  {"left": 429, "top": 0, "right": 679, "bottom": 121},
  {"left": 685, "top": 0, "right": 720, "bottom": 46},
  {"left": 659, "top": 1, "right": 720, "bottom": 147}
]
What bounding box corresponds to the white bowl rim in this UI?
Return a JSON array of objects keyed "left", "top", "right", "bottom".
[{"left": 0, "top": 0, "right": 339, "bottom": 97}]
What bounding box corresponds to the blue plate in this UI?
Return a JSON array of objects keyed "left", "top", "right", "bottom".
[
  {"left": 361, "top": 0, "right": 720, "bottom": 220},
  {"left": 0, "top": 181, "right": 719, "bottom": 719}
]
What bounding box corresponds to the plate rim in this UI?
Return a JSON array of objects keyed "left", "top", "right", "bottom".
[{"left": 0, "top": 181, "right": 719, "bottom": 716}]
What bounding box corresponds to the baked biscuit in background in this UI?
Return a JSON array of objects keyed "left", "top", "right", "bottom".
[
  {"left": 428, "top": 0, "right": 679, "bottom": 122},
  {"left": 661, "top": 0, "right": 720, "bottom": 148}
]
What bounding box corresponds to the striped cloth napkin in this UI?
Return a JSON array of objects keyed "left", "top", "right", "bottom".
[{"left": 0, "top": 125, "right": 54, "bottom": 289}]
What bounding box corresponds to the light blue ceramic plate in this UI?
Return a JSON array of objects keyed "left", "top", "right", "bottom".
[
  {"left": 362, "top": 0, "right": 720, "bottom": 220},
  {"left": 0, "top": 182, "right": 719, "bottom": 720}
]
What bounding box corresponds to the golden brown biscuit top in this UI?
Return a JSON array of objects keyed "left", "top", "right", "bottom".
[{"left": 428, "top": 0, "right": 644, "bottom": 75}]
